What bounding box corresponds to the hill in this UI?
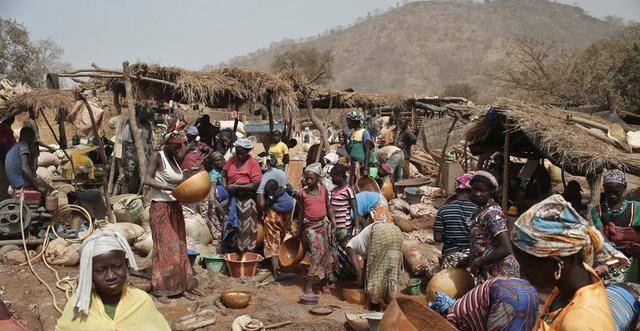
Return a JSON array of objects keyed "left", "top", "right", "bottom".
[{"left": 227, "top": 0, "right": 623, "bottom": 100}]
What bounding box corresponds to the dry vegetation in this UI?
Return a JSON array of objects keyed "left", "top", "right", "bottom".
[{"left": 228, "top": 0, "right": 623, "bottom": 101}]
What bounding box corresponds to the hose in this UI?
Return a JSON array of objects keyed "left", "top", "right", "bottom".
[{"left": 51, "top": 204, "right": 94, "bottom": 243}]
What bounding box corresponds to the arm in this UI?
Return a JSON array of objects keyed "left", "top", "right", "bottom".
[
  {"left": 326, "top": 188, "right": 336, "bottom": 229},
  {"left": 283, "top": 153, "right": 290, "bottom": 165},
  {"left": 434, "top": 231, "right": 443, "bottom": 243},
  {"left": 296, "top": 194, "right": 305, "bottom": 236},
  {"left": 363, "top": 140, "right": 372, "bottom": 175},
  {"left": 143, "top": 152, "right": 171, "bottom": 191},
  {"left": 21, "top": 154, "right": 51, "bottom": 191},
  {"left": 433, "top": 211, "right": 444, "bottom": 242},
  {"left": 470, "top": 232, "right": 511, "bottom": 273},
  {"left": 347, "top": 246, "right": 363, "bottom": 285},
  {"left": 257, "top": 193, "right": 266, "bottom": 214},
  {"left": 351, "top": 196, "right": 361, "bottom": 234}
]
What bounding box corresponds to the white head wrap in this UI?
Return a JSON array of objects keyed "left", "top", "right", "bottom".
[
  {"left": 323, "top": 152, "right": 339, "bottom": 166},
  {"left": 305, "top": 163, "right": 322, "bottom": 176},
  {"left": 234, "top": 137, "right": 254, "bottom": 150},
  {"left": 74, "top": 229, "right": 138, "bottom": 317}
]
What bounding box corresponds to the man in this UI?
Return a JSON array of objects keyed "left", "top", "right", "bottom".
[
  {"left": 0, "top": 117, "right": 16, "bottom": 200},
  {"left": 397, "top": 119, "right": 417, "bottom": 179},
  {"left": 433, "top": 173, "right": 476, "bottom": 269},
  {"left": 116, "top": 108, "right": 153, "bottom": 194},
  {"left": 5, "top": 127, "right": 52, "bottom": 194},
  {"left": 196, "top": 114, "right": 218, "bottom": 148},
  {"left": 375, "top": 144, "right": 405, "bottom": 183},
  {"left": 267, "top": 130, "right": 289, "bottom": 170}
]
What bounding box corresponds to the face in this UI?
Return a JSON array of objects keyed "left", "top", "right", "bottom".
[
  {"left": 213, "top": 157, "right": 225, "bottom": 170},
  {"left": 331, "top": 173, "right": 345, "bottom": 186},
  {"left": 164, "top": 142, "right": 182, "bottom": 157},
  {"left": 236, "top": 146, "right": 250, "bottom": 161},
  {"left": 92, "top": 250, "right": 127, "bottom": 297},
  {"left": 272, "top": 133, "right": 281, "bottom": 143},
  {"left": 470, "top": 180, "right": 493, "bottom": 206},
  {"left": 603, "top": 182, "right": 625, "bottom": 206},
  {"left": 265, "top": 181, "right": 278, "bottom": 196},
  {"left": 338, "top": 134, "right": 346, "bottom": 145},
  {"left": 222, "top": 136, "right": 232, "bottom": 147},
  {"left": 512, "top": 246, "right": 556, "bottom": 291},
  {"left": 347, "top": 119, "right": 358, "bottom": 129},
  {"left": 305, "top": 171, "right": 319, "bottom": 188}
]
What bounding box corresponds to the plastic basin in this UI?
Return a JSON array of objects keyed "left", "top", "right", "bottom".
[
  {"left": 225, "top": 252, "right": 264, "bottom": 278},
  {"left": 203, "top": 253, "right": 226, "bottom": 273}
]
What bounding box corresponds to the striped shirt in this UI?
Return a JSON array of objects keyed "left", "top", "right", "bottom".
[
  {"left": 606, "top": 283, "right": 640, "bottom": 331},
  {"left": 331, "top": 185, "right": 356, "bottom": 229},
  {"left": 433, "top": 199, "right": 476, "bottom": 255}
]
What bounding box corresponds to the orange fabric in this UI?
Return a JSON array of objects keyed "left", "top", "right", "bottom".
[
  {"left": 535, "top": 264, "right": 615, "bottom": 331},
  {"left": 263, "top": 209, "right": 292, "bottom": 258}
]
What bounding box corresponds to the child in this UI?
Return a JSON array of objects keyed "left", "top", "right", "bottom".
[
  {"left": 329, "top": 164, "right": 361, "bottom": 280},
  {"left": 263, "top": 179, "right": 295, "bottom": 277},
  {"left": 204, "top": 152, "right": 227, "bottom": 243},
  {"left": 297, "top": 163, "right": 336, "bottom": 294},
  {"left": 267, "top": 130, "right": 289, "bottom": 170}
]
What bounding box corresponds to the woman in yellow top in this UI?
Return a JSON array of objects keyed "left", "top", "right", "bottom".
[
  {"left": 56, "top": 230, "right": 170, "bottom": 331},
  {"left": 511, "top": 194, "right": 615, "bottom": 331},
  {"left": 267, "top": 130, "right": 289, "bottom": 170}
]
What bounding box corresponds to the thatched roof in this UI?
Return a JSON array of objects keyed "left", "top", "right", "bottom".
[
  {"left": 465, "top": 99, "right": 640, "bottom": 176},
  {"left": 0, "top": 88, "right": 76, "bottom": 119},
  {"left": 302, "top": 89, "right": 407, "bottom": 110},
  {"left": 101, "top": 64, "right": 299, "bottom": 111}
]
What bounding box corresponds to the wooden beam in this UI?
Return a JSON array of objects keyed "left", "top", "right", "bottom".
[
  {"left": 122, "top": 61, "right": 148, "bottom": 189},
  {"left": 56, "top": 108, "right": 68, "bottom": 149},
  {"left": 41, "top": 111, "right": 76, "bottom": 185},
  {"left": 502, "top": 129, "right": 510, "bottom": 211}
]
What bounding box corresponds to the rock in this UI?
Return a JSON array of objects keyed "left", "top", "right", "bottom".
[
  {"left": 0, "top": 245, "right": 21, "bottom": 256},
  {"left": 4, "top": 250, "right": 26, "bottom": 264}
]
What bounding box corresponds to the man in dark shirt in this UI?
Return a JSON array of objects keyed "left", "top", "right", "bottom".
[
  {"left": 196, "top": 115, "right": 219, "bottom": 148},
  {"left": 397, "top": 119, "right": 417, "bottom": 178},
  {"left": 433, "top": 173, "right": 476, "bottom": 269}
]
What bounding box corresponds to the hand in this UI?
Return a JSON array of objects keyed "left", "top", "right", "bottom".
[
  {"left": 594, "top": 265, "right": 609, "bottom": 277},
  {"left": 454, "top": 257, "right": 471, "bottom": 269},
  {"left": 355, "top": 269, "right": 363, "bottom": 285},
  {"left": 469, "top": 259, "right": 481, "bottom": 275}
]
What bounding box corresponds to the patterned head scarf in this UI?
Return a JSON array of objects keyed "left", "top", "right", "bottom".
[
  {"left": 455, "top": 173, "right": 473, "bottom": 190},
  {"left": 512, "top": 194, "right": 603, "bottom": 261},
  {"left": 305, "top": 163, "right": 322, "bottom": 176},
  {"left": 74, "top": 230, "right": 138, "bottom": 317},
  {"left": 234, "top": 137, "right": 253, "bottom": 150},
  {"left": 603, "top": 169, "right": 626, "bottom": 186},
  {"left": 471, "top": 170, "right": 499, "bottom": 190},
  {"left": 346, "top": 111, "right": 365, "bottom": 123},
  {"left": 164, "top": 131, "right": 186, "bottom": 145}
]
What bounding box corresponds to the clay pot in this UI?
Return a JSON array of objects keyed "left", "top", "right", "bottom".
[
  {"left": 343, "top": 288, "right": 367, "bottom": 305},
  {"left": 393, "top": 214, "right": 418, "bottom": 233},
  {"left": 221, "top": 290, "right": 252, "bottom": 309},
  {"left": 425, "top": 268, "right": 475, "bottom": 301},
  {"left": 278, "top": 235, "right": 304, "bottom": 268},
  {"left": 380, "top": 297, "right": 456, "bottom": 331},
  {"left": 172, "top": 171, "right": 211, "bottom": 203},
  {"left": 356, "top": 176, "right": 380, "bottom": 193},
  {"left": 225, "top": 253, "right": 264, "bottom": 278},
  {"left": 381, "top": 178, "right": 395, "bottom": 201}
]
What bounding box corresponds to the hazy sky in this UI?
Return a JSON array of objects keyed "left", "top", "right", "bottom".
[{"left": 2, "top": 0, "right": 638, "bottom": 70}]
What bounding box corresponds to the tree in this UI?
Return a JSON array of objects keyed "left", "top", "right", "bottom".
[
  {"left": 615, "top": 43, "right": 640, "bottom": 114},
  {"left": 271, "top": 46, "right": 334, "bottom": 85},
  {"left": 0, "top": 19, "right": 69, "bottom": 87},
  {"left": 442, "top": 82, "right": 478, "bottom": 100}
]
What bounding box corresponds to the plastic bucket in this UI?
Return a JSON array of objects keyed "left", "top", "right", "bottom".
[
  {"left": 203, "top": 253, "right": 226, "bottom": 273},
  {"left": 408, "top": 278, "right": 421, "bottom": 295},
  {"left": 225, "top": 252, "right": 264, "bottom": 278},
  {"left": 187, "top": 249, "right": 199, "bottom": 268}
]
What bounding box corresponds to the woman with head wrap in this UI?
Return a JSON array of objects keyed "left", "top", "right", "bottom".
[
  {"left": 465, "top": 171, "right": 520, "bottom": 281},
  {"left": 296, "top": 163, "right": 336, "bottom": 294},
  {"left": 222, "top": 138, "right": 263, "bottom": 253},
  {"left": 434, "top": 173, "right": 477, "bottom": 269},
  {"left": 143, "top": 132, "right": 196, "bottom": 303},
  {"left": 512, "top": 194, "right": 615, "bottom": 331},
  {"left": 344, "top": 111, "right": 377, "bottom": 183},
  {"left": 321, "top": 152, "right": 340, "bottom": 191},
  {"left": 55, "top": 231, "right": 170, "bottom": 330},
  {"left": 591, "top": 169, "right": 640, "bottom": 283},
  {"left": 180, "top": 125, "right": 211, "bottom": 178}
]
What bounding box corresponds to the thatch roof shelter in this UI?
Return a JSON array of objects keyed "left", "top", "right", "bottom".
[
  {"left": 465, "top": 99, "right": 640, "bottom": 176},
  {"left": 302, "top": 89, "right": 408, "bottom": 110},
  {"left": 99, "top": 63, "right": 299, "bottom": 111},
  {"left": 0, "top": 88, "right": 76, "bottom": 120}
]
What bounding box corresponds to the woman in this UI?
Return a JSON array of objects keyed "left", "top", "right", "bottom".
[
  {"left": 354, "top": 191, "right": 393, "bottom": 225},
  {"left": 591, "top": 169, "right": 640, "bottom": 282},
  {"left": 344, "top": 111, "right": 376, "bottom": 183},
  {"left": 222, "top": 138, "right": 262, "bottom": 253},
  {"left": 297, "top": 163, "right": 336, "bottom": 294},
  {"left": 512, "top": 194, "right": 615, "bottom": 330},
  {"left": 434, "top": 173, "right": 476, "bottom": 269},
  {"left": 346, "top": 222, "right": 403, "bottom": 308},
  {"left": 56, "top": 230, "right": 170, "bottom": 330},
  {"left": 466, "top": 171, "right": 519, "bottom": 281},
  {"left": 330, "top": 164, "right": 361, "bottom": 280},
  {"left": 606, "top": 283, "right": 640, "bottom": 331},
  {"left": 143, "top": 133, "right": 195, "bottom": 303},
  {"left": 429, "top": 277, "right": 540, "bottom": 331},
  {"left": 321, "top": 152, "right": 340, "bottom": 191}
]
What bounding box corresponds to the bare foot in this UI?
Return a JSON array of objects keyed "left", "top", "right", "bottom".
[
  {"left": 189, "top": 289, "right": 205, "bottom": 297},
  {"left": 156, "top": 296, "right": 170, "bottom": 304},
  {"left": 183, "top": 292, "right": 196, "bottom": 301}
]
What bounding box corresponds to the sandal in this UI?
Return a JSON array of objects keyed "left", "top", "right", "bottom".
[{"left": 183, "top": 292, "right": 196, "bottom": 301}]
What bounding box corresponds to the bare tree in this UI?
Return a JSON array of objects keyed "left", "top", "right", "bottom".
[
  {"left": 442, "top": 82, "right": 478, "bottom": 100},
  {"left": 271, "top": 46, "right": 334, "bottom": 85}
]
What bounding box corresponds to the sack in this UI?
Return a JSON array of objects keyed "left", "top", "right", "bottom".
[
  {"left": 409, "top": 203, "right": 438, "bottom": 220},
  {"left": 38, "top": 152, "right": 60, "bottom": 167},
  {"left": 402, "top": 241, "right": 441, "bottom": 276},
  {"left": 389, "top": 198, "right": 410, "bottom": 214},
  {"left": 45, "top": 238, "right": 81, "bottom": 267},
  {"left": 102, "top": 223, "right": 145, "bottom": 244},
  {"left": 184, "top": 206, "right": 212, "bottom": 245},
  {"left": 133, "top": 232, "right": 153, "bottom": 257}
]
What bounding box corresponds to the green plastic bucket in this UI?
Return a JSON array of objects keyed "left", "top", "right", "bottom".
[
  {"left": 408, "top": 278, "right": 421, "bottom": 295},
  {"left": 203, "top": 253, "right": 226, "bottom": 273}
]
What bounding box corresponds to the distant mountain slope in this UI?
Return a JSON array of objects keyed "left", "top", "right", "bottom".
[{"left": 227, "top": 0, "right": 622, "bottom": 100}]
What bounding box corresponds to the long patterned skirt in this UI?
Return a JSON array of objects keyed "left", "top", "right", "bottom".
[
  {"left": 333, "top": 227, "right": 356, "bottom": 281},
  {"left": 149, "top": 200, "right": 195, "bottom": 296},
  {"left": 263, "top": 209, "right": 292, "bottom": 258},
  {"left": 236, "top": 198, "right": 259, "bottom": 253},
  {"left": 366, "top": 223, "right": 403, "bottom": 304},
  {"left": 303, "top": 218, "right": 334, "bottom": 279}
]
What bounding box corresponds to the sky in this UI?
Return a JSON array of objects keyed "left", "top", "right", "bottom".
[{"left": 2, "top": 0, "right": 639, "bottom": 70}]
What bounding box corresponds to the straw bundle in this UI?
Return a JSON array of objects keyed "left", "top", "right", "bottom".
[{"left": 1, "top": 88, "right": 75, "bottom": 119}]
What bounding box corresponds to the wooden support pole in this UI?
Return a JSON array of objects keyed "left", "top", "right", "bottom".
[
  {"left": 586, "top": 173, "right": 603, "bottom": 225},
  {"left": 304, "top": 91, "right": 330, "bottom": 163},
  {"left": 113, "top": 89, "right": 122, "bottom": 114},
  {"left": 122, "top": 61, "right": 148, "bottom": 184},
  {"left": 56, "top": 108, "right": 68, "bottom": 149},
  {"left": 502, "top": 129, "right": 510, "bottom": 211},
  {"left": 78, "top": 93, "right": 113, "bottom": 221},
  {"left": 41, "top": 111, "right": 76, "bottom": 185},
  {"left": 437, "top": 117, "right": 458, "bottom": 183}
]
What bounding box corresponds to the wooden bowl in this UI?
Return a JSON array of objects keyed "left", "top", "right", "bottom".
[
  {"left": 356, "top": 176, "right": 380, "bottom": 193},
  {"left": 425, "top": 268, "right": 475, "bottom": 302},
  {"left": 172, "top": 171, "right": 211, "bottom": 203},
  {"left": 380, "top": 297, "right": 456, "bottom": 331},
  {"left": 279, "top": 235, "right": 305, "bottom": 268},
  {"left": 345, "top": 312, "right": 369, "bottom": 331},
  {"left": 221, "top": 290, "right": 252, "bottom": 309},
  {"left": 343, "top": 288, "right": 367, "bottom": 305}
]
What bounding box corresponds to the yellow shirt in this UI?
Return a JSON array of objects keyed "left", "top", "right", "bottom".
[
  {"left": 55, "top": 286, "right": 171, "bottom": 331},
  {"left": 268, "top": 141, "right": 289, "bottom": 166},
  {"left": 535, "top": 264, "right": 615, "bottom": 331}
]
